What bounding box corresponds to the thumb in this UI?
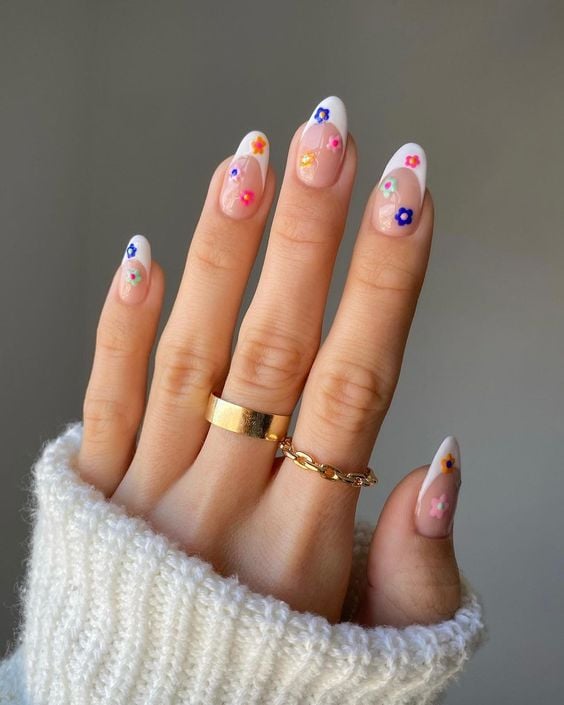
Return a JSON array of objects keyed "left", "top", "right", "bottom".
[{"left": 355, "top": 436, "right": 462, "bottom": 627}]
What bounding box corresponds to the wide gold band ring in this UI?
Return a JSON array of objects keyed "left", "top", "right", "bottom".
[{"left": 205, "top": 393, "right": 291, "bottom": 442}]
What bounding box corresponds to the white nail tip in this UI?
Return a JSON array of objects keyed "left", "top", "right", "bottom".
[
  {"left": 416, "top": 436, "right": 460, "bottom": 509},
  {"left": 234, "top": 131, "right": 269, "bottom": 186},
  {"left": 304, "top": 96, "right": 348, "bottom": 143},
  {"left": 123, "top": 234, "right": 151, "bottom": 272},
  {"left": 380, "top": 142, "right": 427, "bottom": 201}
]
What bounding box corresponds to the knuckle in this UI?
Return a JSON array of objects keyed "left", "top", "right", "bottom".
[
  {"left": 232, "top": 329, "right": 313, "bottom": 396},
  {"left": 83, "top": 394, "right": 139, "bottom": 437},
  {"left": 272, "top": 201, "right": 341, "bottom": 255},
  {"left": 354, "top": 255, "right": 420, "bottom": 296},
  {"left": 190, "top": 227, "right": 239, "bottom": 274},
  {"left": 313, "top": 361, "right": 394, "bottom": 435},
  {"left": 96, "top": 316, "right": 136, "bottom": 358},
  {"left": 155, "top": 343, "right": 218, "bottom": 402}
]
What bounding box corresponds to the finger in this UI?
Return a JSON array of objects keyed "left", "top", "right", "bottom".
[
  {"left": 275, "top": 143, "right": 432, "bottom": 513},
  {"left": 184, "top": 97, "right": 355, "bottom": 501},
  {"left": 112, "top": 133, "right": 274, "bottom": 513},
  {"left": 356, "top": 436, "right": 462, "bottom": 627},
  {"left": 78, "top": 235, "right": 164, "bottom": 496}
]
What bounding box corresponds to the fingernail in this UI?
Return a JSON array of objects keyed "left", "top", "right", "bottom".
[
  {"left": 220, "top": 131, "right": 269, "bottom": 219},
  {"left": 119, "top": 234, "right": 151, "bottom": 304},
  {"left": 372, "top": 143, "right": 427, "bottom": 236},
  {"left": 415, "top": 436, "right": 461, "bottom": 538},
  {"left": 296, "top": 96, "right": 347, "bottom": 188}
]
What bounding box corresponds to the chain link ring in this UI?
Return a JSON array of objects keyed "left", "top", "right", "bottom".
[{"left": 278, "top": 437, "right": 378, "bottom": 488}]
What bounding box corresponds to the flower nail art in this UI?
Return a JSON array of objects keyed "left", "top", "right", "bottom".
[
  {"left": 297, "top": 97, "right": 347, "bottom": 188},
  {"left": 126, "top": 242, "right": 138, "bottom": 259},
  {"left": 394, "top": 207, "right": 413, "bottom": 226},
  {"left": 251, "top": 135, "right": 267, "bottom": 155},
  {"left": 373, "top": 143, "right": 427, "bottom": 236},
  {"left": 229, "top": 165, "right": 242, "bottom": 182},
  {"left": 441, "top": 453, "right": 457, "bottom": 473},
  {"left": 430, "top": 494, "right": 450, "bottom": 519},
  {"left": 300, "top": 151, "right": 316, "bottom": 168},
  {"left": 415, "top": 436, "right": 461, "bottom": 539},
  {"left": 314, "top": 106, "right": 330, "bottom": 123},
  {"left": 405, "top": 154, "right": 421, "bottom": 168},
  {"left": 119, "top": 235, "right": 151, "bottom": 304},
  {"left": 240, "top": 189, "right": 255, "bottom": 206},
  {"left": 379, "top": 177, "right": 397, "bottom": 198},
  {"left": 125, "top": 268, "right": 142, "bottom": 286},
  {"left": 220, "top": 131, "right": 269, "bottom": 220},
  {"left": 326, "top": 135, "right": 341, "bottom": 152}
]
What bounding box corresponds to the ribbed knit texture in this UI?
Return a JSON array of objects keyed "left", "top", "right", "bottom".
[{"left": 0, "top": 422, "right": 484, "bottom": 704}]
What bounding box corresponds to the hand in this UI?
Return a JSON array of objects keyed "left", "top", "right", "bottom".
[{"left": 77, "top": 97, "right": 461, "bottom": 626}]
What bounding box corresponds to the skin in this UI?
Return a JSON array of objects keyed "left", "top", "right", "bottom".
[{"left": 77, "top": 122, "right": 461, "bottom": 626}]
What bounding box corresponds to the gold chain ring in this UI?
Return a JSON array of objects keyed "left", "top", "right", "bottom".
[{"left": 279, "top": 437, "right": 378, "bottom": 488}]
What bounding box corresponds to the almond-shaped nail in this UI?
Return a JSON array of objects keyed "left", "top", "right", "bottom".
[
  {"left": 220, "top": 131, "right": 269, "bottom": 219},
  {"left": 119, "top": 234, "right": 151, "bottom": 304},
  {"left": 372, "top": 143, "right": 427, "bottom": 236},
  {"left": 296, "top": 96, "right": 347, "bottom": 188},
  {"left": 415, "top": 436, "right": 461, "bottom": 538}
]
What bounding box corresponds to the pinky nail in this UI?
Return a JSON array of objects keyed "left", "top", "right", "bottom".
[
  {"left": 296, "top": 96, "right": 347, "bottom": 188},
  {"left": 220, "top": 131, "right": 269, "bottom": 219},
  {"left": 415, "top": 436, "right": 461, "bottom": 538},
  {"left": 119, "top": 234, "right": 151, "bottom": 304},
  {"left": 372, "top": 143, "right": 427, "bottom": 236}
]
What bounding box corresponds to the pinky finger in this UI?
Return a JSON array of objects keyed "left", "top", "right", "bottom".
[{"left": 77, "top": 235, "right": 164, "bottom": 496}]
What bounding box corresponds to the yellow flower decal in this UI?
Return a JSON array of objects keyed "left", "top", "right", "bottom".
[
  {"left": 300, "top": 151, "right": 316, "bottom": 168},
  {"left": 251, "top": 136, "right": 267, "bottom": 155},
  {"left": 441, "top": 453, "right": 457, "bottom": 473}
]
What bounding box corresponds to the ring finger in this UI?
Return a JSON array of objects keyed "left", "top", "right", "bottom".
[
  {"left": 187, "top": 97, "right": 356, "bottom": 493},
  {"left": 112, "top": 131, "right": 274, "bottom": 513}
]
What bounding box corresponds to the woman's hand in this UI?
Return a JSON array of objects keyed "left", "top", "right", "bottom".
[{"left": 76, "top": 97, "right": 461, "bottom": 626}]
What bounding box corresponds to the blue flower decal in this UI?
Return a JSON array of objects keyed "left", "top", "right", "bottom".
[
  {"left": 394, "top": 207, "right": 414, "bottom": 226},
  {"left": 126, "top": 242, "right": 138, "bottom": 259},
  {"left": 229, "top": 165, "right": 242, "bottom": 181},
  {"left": 314, "top": 106, "right": 330, "bottom": 124}
]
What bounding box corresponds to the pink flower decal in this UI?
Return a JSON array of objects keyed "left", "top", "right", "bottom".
[
  {"left": 405, "top": 154, "right": 420, "bottom": 168},
  {"left": 430, "top": 494, "right": 450, "bottom": 519},
  {"left": 240, "top": 189, "right": 255, "bottom": 206},
  {"left": 326, "top": 134, "right": 342, "bottom": 152}
]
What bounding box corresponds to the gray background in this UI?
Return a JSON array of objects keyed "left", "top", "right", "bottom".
[{"left": 1, "top": 0, "right": 563, "bottom": 701}]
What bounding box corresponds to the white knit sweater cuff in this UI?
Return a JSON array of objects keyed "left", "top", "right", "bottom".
[{"left": 1, "top": 422, "right": 485, "bottom": 705}]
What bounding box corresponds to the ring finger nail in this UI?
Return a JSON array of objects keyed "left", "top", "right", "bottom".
[
  {"left": 119, "top": 234, "right": 151, "bottom": 304},
  {"left": 415, "top": 436, "right": 461, "bottom": 538},
  {"left": 220, "top": 131, "right": 269, "bottom": 219},
  {"left": 372, "top": 142, "right": 427, "bottom": 236},
  {"left": 296, "top": 96, "right": 347, "bottom": 188}
]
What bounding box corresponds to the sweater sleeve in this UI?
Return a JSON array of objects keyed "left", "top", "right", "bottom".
[{"left": 0, "top": 422, "right": 485, "bottom": 705}]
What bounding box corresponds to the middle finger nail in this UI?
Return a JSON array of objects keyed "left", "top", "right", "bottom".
[{"left": 296, "top": 96, "right": 348, "bottom": 188}]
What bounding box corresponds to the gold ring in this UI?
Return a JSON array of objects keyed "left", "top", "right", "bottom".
[
  {"left": 279, "top": 436, "right": 378, "bottom": 487},
  {"left": 205, "top": 393, "right": 291, "bottom": 441}
]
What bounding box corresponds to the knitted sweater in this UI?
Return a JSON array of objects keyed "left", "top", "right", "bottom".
[{"left": 0, "top": 422, "right": 485, "bottom": 704}]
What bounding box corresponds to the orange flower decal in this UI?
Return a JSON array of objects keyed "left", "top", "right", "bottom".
[
  {"left": 251, "top": 136, "right": 267, "bottom": 155},
  {"left": 405, "top": 154, "right": 420, "bottom": 168},
  {"left": 441, "top": 453, "right": 457, "bottom": 474},
  {"left": 300, "top": 151, "right": 316, "bottom": 168}
]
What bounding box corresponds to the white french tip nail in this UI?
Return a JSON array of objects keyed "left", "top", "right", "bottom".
[
  {"left": 234, "top": 130, "right": 269, "bottom": 187},
  {"left": 122, "top": 234, "right": 151, "bottom": 272},
  {"left": 303, "top": 96, "right": 348, "bottom": 143},
  {"left": 379, "top": 142, "right": 427, "bottom": 204},
  {"left": 416, "top": 435, "right": 461, "bottom": 510}
]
